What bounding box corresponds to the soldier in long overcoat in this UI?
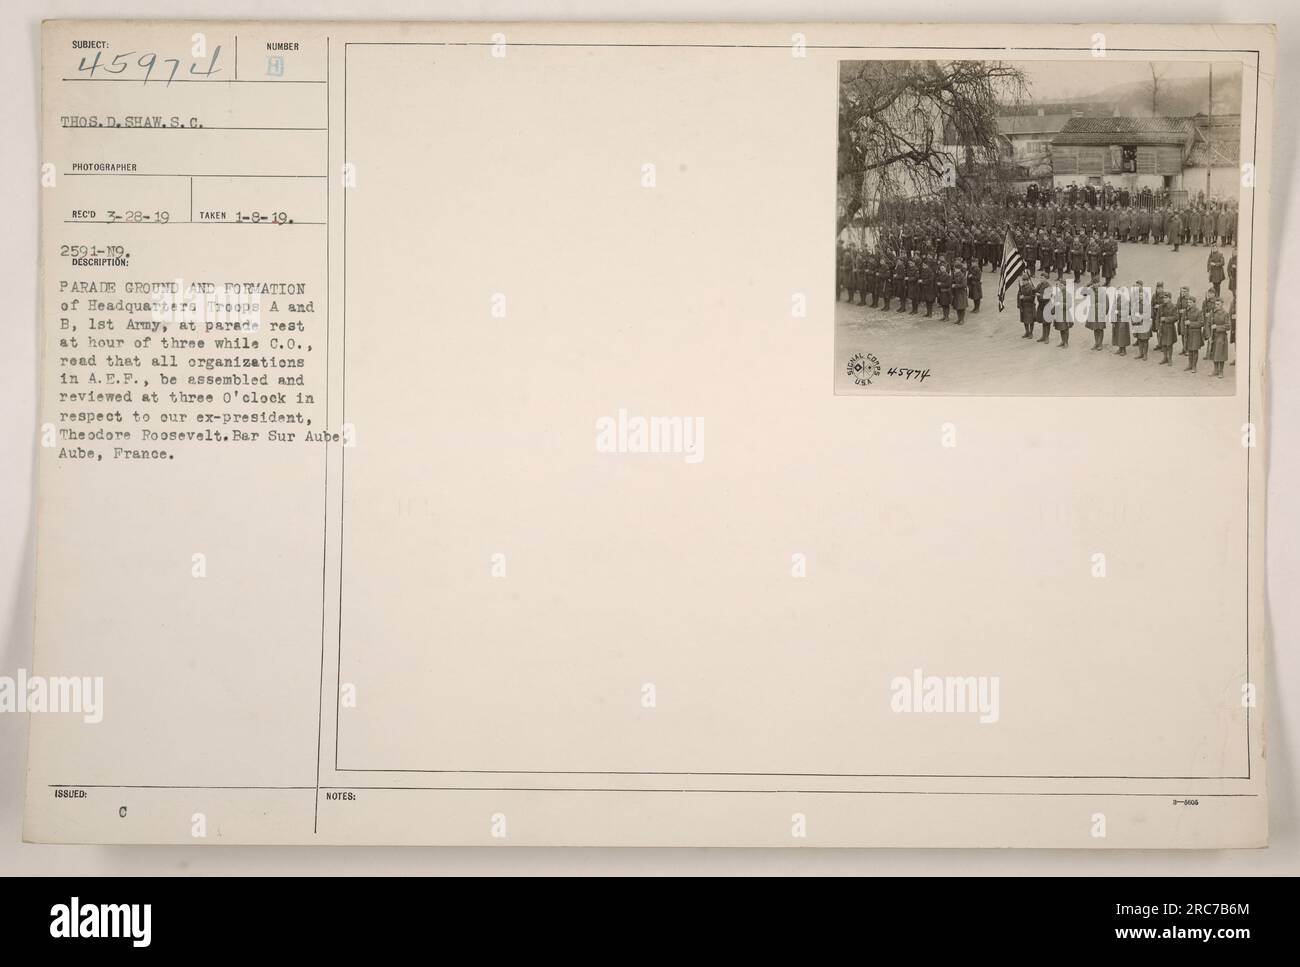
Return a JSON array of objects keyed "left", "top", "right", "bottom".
[
  {"left": 1207, "top": 247, "right": 1226, "bottom": 298},
  {"left": 1208, "top": 299, "right": 1231, "bottom": 377},
  {"left": 858, "top": 250, "right": 874, "bottom": 306},
  {"left": 1230, "top": 295, "right": 1237, "bottom": 366},
  {"left": 1182, "top": 300, "right": 1205, "bottom": 371},
  {"left": 936, "top": 262, "right": 953, "bottom": 321},
  {"left": 1157, "top": 285, "right": 1183, "bottom": 365},
  {"left": 1018, "top": 274, "right": 1036, "bottom": 338},
  {"left": 951, "top": 259, "right": 969, "bottom": 324},
  {"left": 1174, "top": 285, "right": 1193, "bottom": 356},
  {"left": 1052, "top": 232, "right": 1067, "bottom": 281},
  {"left": 906, "top": 256, "right": 921, "bottom": 314},
  {"left": 1136, "top": 281, "right": 1165, "bottom": 361},
  {"left": 1112, "top": 283, "right": 1133, "bottom": 355},
  {"left": 1168, "top": 210, "right": 1183, "bottom": 252},
  {"left": 876, "top": 252, "right": 892, "bottom": 309},
  {"left": 920, "top": 255, "right": 937, "bottom": 317},
  {"left": 1085, "top": 274, "right": 1108, "bottom": 351},
  {"left": 1050, "top": 277, "right": 1072, "bottom": 347},
  {"left": 1035, "top": 274, "right": 1053, "bottom": 342}
]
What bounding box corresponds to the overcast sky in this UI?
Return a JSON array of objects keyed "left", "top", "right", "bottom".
[{"left": 1009, "top": 59, "right": 1242, "bottom": 105}]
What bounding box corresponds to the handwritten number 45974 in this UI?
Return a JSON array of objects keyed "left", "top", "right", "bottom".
[{"left": 76, "top": 46, "right": 223, "bottom": 86}]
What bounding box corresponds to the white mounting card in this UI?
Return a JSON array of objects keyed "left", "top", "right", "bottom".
[{"left": 26, "top": 21, "right": 1273, "bottom": 846}]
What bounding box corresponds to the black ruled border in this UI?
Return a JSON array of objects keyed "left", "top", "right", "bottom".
[{"left": 328, "top": 39, "right": 1262, "bottom": 792}]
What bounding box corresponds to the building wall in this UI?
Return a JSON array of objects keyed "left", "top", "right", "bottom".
[
  {"left": 1005, "top": 134, "right": 1054, "bottom": 161},
  {"left": 1180, "top": 165, "right": 1240, "bottom": 201},
  {"left": 1052, "top": 144, "right": 1184, "bottom": 177}
]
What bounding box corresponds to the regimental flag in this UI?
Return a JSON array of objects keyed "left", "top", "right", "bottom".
[{"left": 997, "top": 227, "right": 1026, "bottom": 311}]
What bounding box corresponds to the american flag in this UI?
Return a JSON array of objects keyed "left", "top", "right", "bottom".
[{"left": 997, "top": 228, "right": 1026, "bottom": 311}]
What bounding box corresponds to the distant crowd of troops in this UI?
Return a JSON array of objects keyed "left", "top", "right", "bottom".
[{"left": 836, "top": 190, "right": 1240, "bottom": 375}]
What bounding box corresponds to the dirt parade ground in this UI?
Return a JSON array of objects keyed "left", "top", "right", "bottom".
[{"left": 834, "top": 239, "right": 1239, "bottom": 396}]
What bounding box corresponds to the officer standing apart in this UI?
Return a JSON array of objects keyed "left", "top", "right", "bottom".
[{"left": 1208, "top": 246, "right": 1226, "bottom": 298}]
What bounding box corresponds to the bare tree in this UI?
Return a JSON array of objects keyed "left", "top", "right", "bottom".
[
  {"left": 1148, "top": 64, "right": 1164, "bottom": 116},
  {"left": 837, "top": 60, "right": 1026, "bottom": 230}
]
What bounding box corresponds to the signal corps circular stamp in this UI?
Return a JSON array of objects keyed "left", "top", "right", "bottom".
[{"left": 847, "top": 351, "right": 881, "bottom": 386}]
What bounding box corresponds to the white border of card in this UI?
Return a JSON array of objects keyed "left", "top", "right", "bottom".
[{"left": 27, "top": 21, "right": 1271, "bottom": 846}]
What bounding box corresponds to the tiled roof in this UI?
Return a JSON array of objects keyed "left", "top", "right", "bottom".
[
  {"left": 1187, "top": 142, "right": 1240, "bottom": 166},
  {"left": 1185, "top": 114, "right": 1242, "bottom": 167},
  {"left": 1051, "top": 116, "right": 1194, "bottom": 146},
  {"left": 998, "top": 115, "right": 1072, "bottom": 136}
]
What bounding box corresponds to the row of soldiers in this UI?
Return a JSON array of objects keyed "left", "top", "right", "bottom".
[
  {"left": 1013, "top": 273, "right": 1235, "bottom": 376},
  {"left": 1012, "top": 228, "right": 1120, "bottom": 283},
  {"left": 858, "top": 219, "right": 1129, "bottom": 283},
  {"left": 836, "top": 247, "right": 985, "bottom": 323},
  {"left": 836, "top": 227, "right": 1130, "bottom": 303},
  {"left": 1025, "top": 181, "right": 1169, "bottom": 210},
  {"left": 1004, "top": 201, "right": 1237, "bottom": 246},
  {"left": 843, "top": 222, "right": 1235, "bottom": 304},
  {"left": 870, "top": 196, "right": 1239, "bottom": 248}
]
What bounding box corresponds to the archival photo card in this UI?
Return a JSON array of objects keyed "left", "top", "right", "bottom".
[
  {"left": 25, "top": 21, "right": 1272, "bottom": 849},
  {"left": 835, "top": 56, "right": 1253, "bottom": 395}
]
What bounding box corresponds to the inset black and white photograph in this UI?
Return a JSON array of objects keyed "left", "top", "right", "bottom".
[{"left": 835, "top": 58, "right": 1248, "bottom": 394}]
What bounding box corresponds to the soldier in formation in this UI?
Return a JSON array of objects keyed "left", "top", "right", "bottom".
[
  {"left": 1156, "top": 286, "right": 1184, "bottom": 366},
  {"left": 1207, "top": 298, "right": 1231, "bottom": 378},
  {"left": 1017, "top": 273, "right": 1037, "bottom": 339},
  {"left": 1085, "top": 273, "right": 1107, "bottom": 351},
  {"left": 1181, "top": 296, "right": 1205, "bottom": 372},
  {"left": 951, "top": 258, "right": 969, "bottom": 325}
]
